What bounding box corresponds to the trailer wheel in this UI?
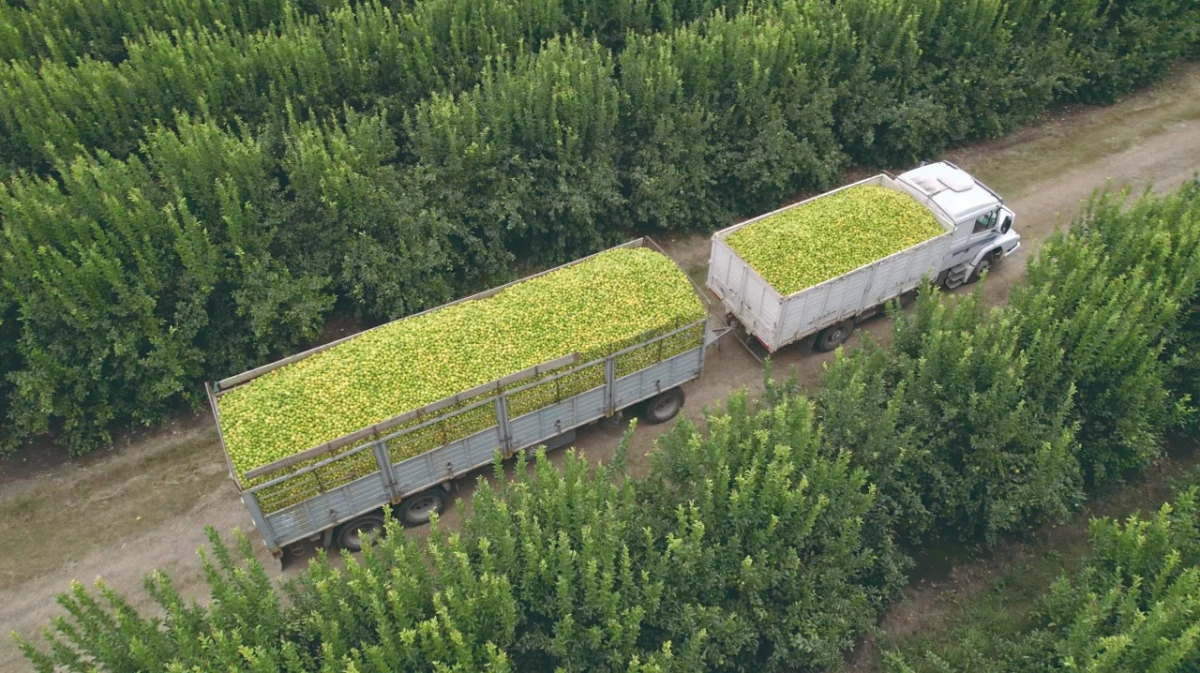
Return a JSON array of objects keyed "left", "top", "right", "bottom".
[
  {"left": 398, "top": 491, "right": 445, "bottom": 526},
  {"left": 643, "top": 388, "right": 685, "bottom": 425},
  {"left": 336, "top": 513, "right": 387, "bottom": 552},
  {"left": 814, "top": 320, "right": 853, "bottom": 352}
]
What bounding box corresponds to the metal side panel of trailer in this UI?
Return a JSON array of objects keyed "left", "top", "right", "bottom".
[
  {"left": 246, "top": 338, "right": 706, "bottom": 552},
  {"left": 708, "top": 173, "right": 957, "bottom": 352},
  {"left": 773, "top": 231, "right": 953, "bottom": 348}
]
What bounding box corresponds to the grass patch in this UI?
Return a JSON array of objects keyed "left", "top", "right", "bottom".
[{"left": 882, "top": 551, "right": 1077, "bottom": 672}]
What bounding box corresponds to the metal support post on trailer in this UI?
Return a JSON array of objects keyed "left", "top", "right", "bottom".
[
  {"left": 372, "top": 440, "right": 401, "bottom": 502},
  {"left": 604, "top": 357, "right": 617, "bottom": 416},
  {"left": 495, "top": 395, "right": 514, "bottom": 457}
]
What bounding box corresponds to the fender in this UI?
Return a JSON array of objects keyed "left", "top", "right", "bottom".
[{"left": 969, "top": 244, "right": 1003, "bottom": 269}]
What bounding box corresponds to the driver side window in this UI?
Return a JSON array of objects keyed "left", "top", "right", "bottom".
[{"left": 972, "top": 208, "right": 998, "bottom": 233}]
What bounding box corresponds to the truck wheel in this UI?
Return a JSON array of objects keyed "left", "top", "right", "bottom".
[
  {"left": 398, "top": 491, "right": 444, "bottom": 526},
  {"left": 814, "top": 320, "right": 853, "bottom": 352},
  {"left": 968, "top": 251, "right": 998, "bottom": 284},
  {"left": 336, "top": 513, "right": 386, "bottom": 552},
  {"left": 643, "top": 388, "right": 685, "bottom": 425}
]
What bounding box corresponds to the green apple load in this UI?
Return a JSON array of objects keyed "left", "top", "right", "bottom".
[
  {"left": 726, "top": 185, "right": 945, "bottom": 295},
  {"left": 218, "top": 247, "right": 705, "bottom": 511}
]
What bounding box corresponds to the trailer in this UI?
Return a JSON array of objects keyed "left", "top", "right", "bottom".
[
  {"left": 207, "top": 238, "right": 718, "bottom": 563},
  {"left": 707, "top": 161, "right": 1020, "bottom": 353}
]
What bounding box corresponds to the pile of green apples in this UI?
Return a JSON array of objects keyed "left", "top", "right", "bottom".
[
  {"left": 727, "top": 185, "right": 945, "bottom": 295},
  {"left": 219, "top": 247, "right": 706, "bottom": 511}
]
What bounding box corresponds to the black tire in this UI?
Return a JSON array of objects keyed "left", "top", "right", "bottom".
[
  {"left": 814, "top": 320, "right": 853, "bottom": 352},
  {"left": 643, "top": 388, "right": 685, "bottom": 425},
  {"left": 336, "top": 513, "right": 386, "bottom": 552},
  {"left": 968, "top": 250, "right": 999, "bottom": 284},
  {"left": 398, "top": 490, "right": 444, "bottom": 526}
]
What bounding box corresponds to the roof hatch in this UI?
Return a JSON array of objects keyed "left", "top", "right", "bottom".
[
  {"left": 907, "top": 168, "right": 975, "bottom": 195},
  {"left": 941, "top": 169, "right": 975, "bottom": 192}
]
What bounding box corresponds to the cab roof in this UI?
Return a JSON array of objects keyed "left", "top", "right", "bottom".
[{"left": 896, "top": 162, "right": 1002, "bottom": 223}]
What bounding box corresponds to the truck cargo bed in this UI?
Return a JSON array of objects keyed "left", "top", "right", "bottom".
[{"left": 707, "top": 174, "right": 955, "bottom": 352}]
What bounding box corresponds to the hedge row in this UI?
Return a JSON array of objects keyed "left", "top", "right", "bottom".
[
  {"left": 0, "top": 0, "right": 756, "bottom": 70},
  {"left": 18, "top": 401, "right": 908, "bottom": 673},
  {"left": 17, "top": 179, "right": 1200, "bottom": 672},
  {"left": 883, "top": 483, "right": 1200, "bottom": 672},
  {"left": 1, "top": 0, "right": 1198, "bottom": 454},
  {"left": 0, "top": 0, "right": 775, "bottom": 176},
  {"left": 0, "top": 0, "right": 297, "bottom": 66},
  {"left": 820, "top": 179, "right": 1200, "bottom": 543}
]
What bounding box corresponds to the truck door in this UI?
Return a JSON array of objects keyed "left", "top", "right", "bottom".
[{"left": 967, "top": 207, "right": 1000, "bottom": 253}]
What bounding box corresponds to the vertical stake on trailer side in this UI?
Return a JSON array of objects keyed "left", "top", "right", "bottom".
[
  {"left": 242, "top": 491, "right": 277, "bottom": 552},
  {"left": 604, "top": 357, "right": 616, "bottom": 416},
  {"left": 372, "top": 440, "right": 400, "bottom": 502},
  {"left": 495, "top": 395, "right": 513, "bottom": 457}
]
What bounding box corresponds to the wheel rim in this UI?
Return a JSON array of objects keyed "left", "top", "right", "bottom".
[
  {"left": 828, "top": 327, "right": 844, "bottom": 344},
  {"left": 346, "top": 521, "right": 382, "bottom": 549},
  {"left": 405, "top": 495, "right": 441, "bottom": 523},
  {"left": 653, "top": 394, "right": 680, "bottom": 420}
]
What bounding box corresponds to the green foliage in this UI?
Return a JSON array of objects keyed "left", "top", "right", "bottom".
[
  {"left": 639, "top": 386, "right": 909, "bottom": 671},
  {"left": 16, "top": 392, "right": 904, "bottom": 671},
  {"left": 1010, "top": 181, "right": 1200, "bottom": 486},
  {"left": 1, "top": 0, "right": 1197, "bottom": 453},
  {"left": 819, "top": 286, "right": 1083, "bottom": 544},
  {"left": 1056, "top": 0, "right": 1200, "bottom": 104},
  {"left": 0, "top": 0, "right": 296, "bottom": 65},
  {"left": 0, "top": 114, "right": 337, "bottom": 454},
  {"left": 883, "top": 486, "right": 1200, "bottom": 673},
  {"left": 818, "top": 179, "right": 1200, "bottom": 543},
  {"left": 406, "top": 37, "right": 624, "bottom": 265}
]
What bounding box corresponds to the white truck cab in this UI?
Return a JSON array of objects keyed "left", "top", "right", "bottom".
[{"left": 895, "top": 161, "right": 1020, "bottom": 288}]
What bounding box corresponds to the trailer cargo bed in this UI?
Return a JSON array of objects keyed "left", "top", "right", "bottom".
[{"left": 208, "top": 238, "right": 710, "bottom": 556}]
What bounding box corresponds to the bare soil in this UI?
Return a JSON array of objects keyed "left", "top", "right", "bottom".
[{"left": 3, "top": 62, "right": 1199, "bottom": 672}]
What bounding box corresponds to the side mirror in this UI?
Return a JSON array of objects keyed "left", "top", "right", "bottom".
[{"left": 1000, "top": 215, "right": 1012, "bottom": 234}]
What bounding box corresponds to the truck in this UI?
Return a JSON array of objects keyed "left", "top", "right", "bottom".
[
  {"left": 209, "top": 161, "right": 1015, "bottom": 563},
  {"left": 707, "top": 161, "right": 1020, "bottom": 353},
  {"left": 206, "top": 237, "right": 719, "bottom": 563}
]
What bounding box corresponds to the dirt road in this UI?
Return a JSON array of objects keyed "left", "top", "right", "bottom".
[{"left": 2, "top": 64, "right": 1198, "bottom": 671}]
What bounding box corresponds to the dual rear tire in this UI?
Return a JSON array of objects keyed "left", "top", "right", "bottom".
[{"left": 335, "top": 490, "right": 445, "bottom": 552}]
